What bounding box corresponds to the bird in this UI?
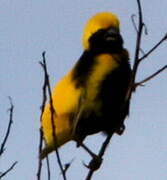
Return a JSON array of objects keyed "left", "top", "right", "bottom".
[{"left": 40, "top": 12, "right": 131, "bottom": 159}]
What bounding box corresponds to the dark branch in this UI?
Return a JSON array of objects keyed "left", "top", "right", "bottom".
[
  {"left": 131, "top": 14, "right": 138, "bottom": 33},
  {"left": 61, "top": 159, "right": 74, "bottom": 176},
  {"left": 40, "top": 52, "right": 67, "bottom": 180},
  {"left": 0, "top": 161, "right": 18, "bottom": 179},
  {"left": 37, "top": 51, "right": 48, "bottom": 180},
  {"left": 124, "top": 0, "right": 145, "bottom": 105},
  {"left": 143, "top": 24, "right": 148, "bottom": 35},
  {"left": 131, "top": 13, "right": 145, "bottom": 56},
  {"left": 37, "top": 129, "right": 44, "bottom": 180},
  {"left": 0, "top": 98, "right": 17, "bottom": 179},
  {"left": 0, "top": 97, "right": 14, "bottom": 156},
  {"left": 133, "top": 0, "right": 144, "bottom": 69},
  {"left": 46, "top": 156, "right": 51, "bottom": 180},
  {"left": 85, "top": 134, "right": 112, "bottom": 180},
  {"left": 139, "top": 33, "right": 167, "bottom": 61},
  {"left": 135, "top": 65, "right": 167, "bottom": 87}
]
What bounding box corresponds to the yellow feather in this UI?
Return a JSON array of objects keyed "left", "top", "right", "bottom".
[
  {"left": 41, "top": 71, "right": 81, "bottom": 153},
  {"left": 52, "top": 71, "right": 81, "bottom": 115},
  {"left": 40, "top": 12, "right": 127, "bottom": 158}
]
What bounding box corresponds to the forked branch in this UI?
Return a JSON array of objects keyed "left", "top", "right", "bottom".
[
  {"left": 0, "top": 98, "right": 17, "bottom": 179},
  {"left": 38, "top": 52, "right": 67, "bottom": 180}
]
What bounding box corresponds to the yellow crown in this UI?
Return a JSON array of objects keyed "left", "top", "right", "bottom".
[{"left": 82, "top": 12, "right": 120, "bottom": 50}]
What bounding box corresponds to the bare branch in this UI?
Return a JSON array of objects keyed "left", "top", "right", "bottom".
[
  {"left": 0, "top": 98, "right": 17, "bottom": 179},
  {"left": 133, "top": 0, "right": 144, "bottom": 66},
  {"left": 40, "top": 52, "right": 67, "bottom": 180},
  {"left": 46, "top": 156, "right": 51, "bottom": 180},
  {"left": 139, "top": 33, "right": 167, "bottom": 61},
  {"left": 60, "top": 159, "right": 74, "bottom": 177},
  {"left": 0, "top": 97, "right": 14, "bottom": 156},
  {"left": 131, "top": 14, "right": 145, "bottom": 56},
  {"left": 37, "top": 129, "right": 44, "bottom": 180},
  {"left": 0, "top": 161, "right": 18, "bottom": 179},
  {"left": 131, "top": 14, "right": 138, "bottom": 33},
  {"left": 85, "top": 134, "right": 112, "bottom": 180},
  {"left": 143, "top": 24, "right": 148, "bottom": 35},
  {"left": 37, "top": 52, "right": 48, "bottom": 180},
  {"left": 124, "top": 0, "right": 145, "bottom": 106},
  {"left": 135, "top": 65, "right": 167, "bottom": 87}
]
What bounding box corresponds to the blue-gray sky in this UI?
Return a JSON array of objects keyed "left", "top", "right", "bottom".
[{"left": 0, "top": 0, "right": 166, "bottom": 179}]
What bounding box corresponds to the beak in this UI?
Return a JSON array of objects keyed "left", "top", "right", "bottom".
[{"left": 104, "top": 27, "right": 120, "bottom": 41}]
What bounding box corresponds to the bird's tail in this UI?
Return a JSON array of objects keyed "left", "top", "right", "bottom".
[{"left": 40, "top": 114, "right": 73, "bottom": 159}]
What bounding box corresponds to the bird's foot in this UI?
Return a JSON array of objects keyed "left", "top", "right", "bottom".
[{"left": 84, "top": 155, "right": 103, "bottom": 171}]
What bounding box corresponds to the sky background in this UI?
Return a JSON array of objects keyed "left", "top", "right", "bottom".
[{"left": 0, "top": 0, "right": 167, "bottom": 179}]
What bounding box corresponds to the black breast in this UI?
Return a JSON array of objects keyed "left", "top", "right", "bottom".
[
  {"left": 97, "top": 60, "right": 131, "bottom": 134},
  {"left": 73, "top": 50, "right": 131, "bottom": 141}
]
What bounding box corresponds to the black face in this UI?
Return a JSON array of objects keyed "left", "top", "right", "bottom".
[{"left": 88, "top": 27, "right": 123, "bottom": 53}]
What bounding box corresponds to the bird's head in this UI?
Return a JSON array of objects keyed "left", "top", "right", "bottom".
[{"left": 82, "top": 12, "right": 123, "bottom": 52}]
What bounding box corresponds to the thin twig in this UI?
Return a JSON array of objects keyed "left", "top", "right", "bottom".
[
  {"left": 85, "top": 134, "right": 113, "bottom": 180},
  {"left": 37, "top": 129, "right": 44, "bottom": 180},
  {"left": 46, "top": 156, "right": 51, "bottom": 180},
  {"left": 139, "top": 33, "right": 167, "bottom": 61},
  {"left": 131, "top": 14, "right": 147, "bottom": 55},
  {"left": 143, "top": 24, "right": 148, "bottom": 35},
  {"left": 131, "top": 14, "right": 138, "bottom": 33},
  {"left": 0, "top": 97, "right": 14, "bottom": 156},
  {"left": 40, "top": 52, "right": 67, "bottom": 180},
  {"left": 61, "top": 159, "right": 74, "bottom": 176},
  {"left": 98, "top": 134, "right": 113, "bottom": 157},
  {"left": 0, "top": 98, "right": 17, "bottom": 179},
  {"left": 133, "top": 0, "right": 144, "bottom": 70},
  {"left": 125, "top": 0, "right": 144, "bottom": 103},
  {"left": 135, "top": 65, "right": 167, "bottom": 87},
  {"left": 37, "top": 53, "right": 49, "bottom": 180},
  {"left": 81, "top": 143, "right": 97, "bottom": 158},
  {"left": 131, "top": 13, "right": 145, "bottom": 56},
  {"left": 0, "top": 161, "right": 18, "bottom": 179}
]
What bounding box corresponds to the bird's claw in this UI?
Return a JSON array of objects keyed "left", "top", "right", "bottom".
[{"left": 83, "top": 156, "right": 103, "bottom": 171}]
